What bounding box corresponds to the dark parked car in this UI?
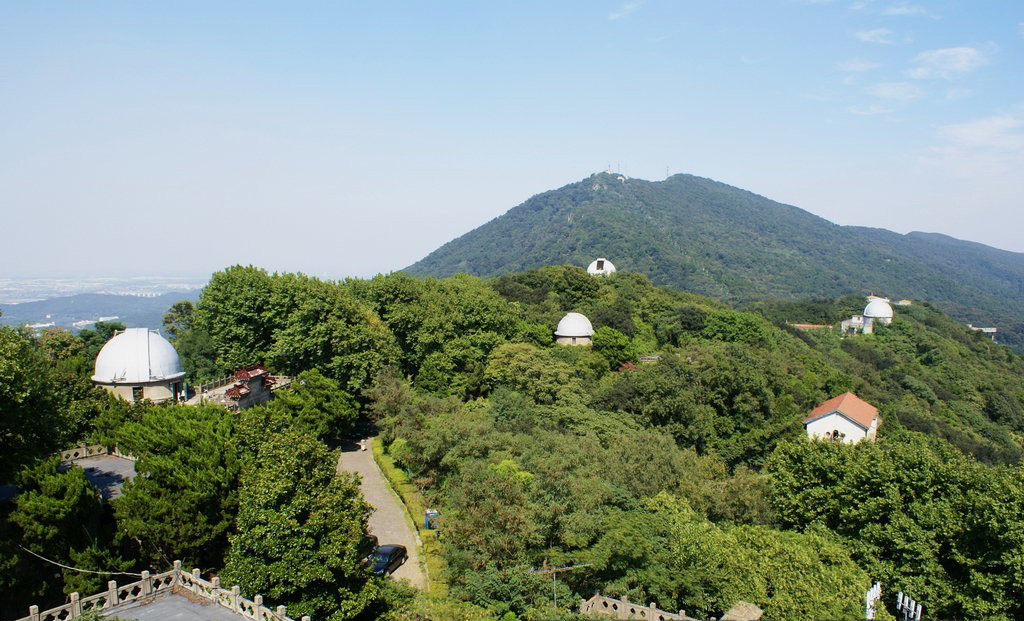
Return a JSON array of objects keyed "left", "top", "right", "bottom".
[{"left": 370, "top": 545, "right": 407, "bottom": 576}]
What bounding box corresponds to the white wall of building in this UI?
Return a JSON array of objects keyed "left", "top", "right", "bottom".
[{"left": 806, "top": 413, "right": 874, "bottom": 444}]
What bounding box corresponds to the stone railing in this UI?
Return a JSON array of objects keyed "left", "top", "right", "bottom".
[
  {"left": 58, "top": 445, "right": 136, "bottom": 462},
  {"left": 12, "top": 561, "right": 309, "bottom": 621},
  {"left": 580, "top": 593, "right": 691, "bottom": 621}
]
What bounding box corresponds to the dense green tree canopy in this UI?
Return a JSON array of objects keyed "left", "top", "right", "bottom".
[
  {"left": 224, "top": 428, "right": 378, "bottom": 620},
  {"left": 113, "top": 404, "right": 240, "bottom": 569}
]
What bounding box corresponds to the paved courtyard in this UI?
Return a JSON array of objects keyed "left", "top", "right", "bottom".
[
  {"left": 100, "top": 592, "right": 241, "bottom": 621},
  {"left": 66, "top": 454, "right": 137, "bottom": 500}
]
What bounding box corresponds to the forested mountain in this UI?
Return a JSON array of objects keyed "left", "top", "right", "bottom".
[
  {"left": 4, "top": 265, "right": 1022, "bottom": 621},
  {"left": 405, "top": 173, "right": 1024, "bottom": 347}
]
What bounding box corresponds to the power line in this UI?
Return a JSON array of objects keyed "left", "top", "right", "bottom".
[
  {"left": 19, "top": 546, "right": 144, "bottom": 577},
  {"left": 531, "top": 563, "right": 592, "bottom": 609}
]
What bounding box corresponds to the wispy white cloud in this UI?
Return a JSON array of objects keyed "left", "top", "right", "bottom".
[
  {"left": 869, "top": 81, "right": 922, "bottom": 102},
  {"left": 608, "top": 1, "right": 643, "bottom": 20},
  {"left": 849, "top": 104, "right": 891, "bottom": 115},
  {"left": 883, "top": 3, "right": 932, "bottom": 17},
  {"left": 838, "top": 58, "right": 880, "bottom": 72},
  {"left": 940, "top": 115, "right": 1024, "bottom": 151},
  {"left": 907, "top": 46, "right": 987, "bottom": 80},
  {"left": 856, "top": 28, "right": 896, "bottom": 44},
  {"left": 925, "top": 112, "right": 1024, "bottom": 177}
]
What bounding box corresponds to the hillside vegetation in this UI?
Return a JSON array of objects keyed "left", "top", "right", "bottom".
[
  {"left": 2, "top": 265, "right": 1022, "bottom": 621},
  {"left": 405, "top": 172, "right": 1024, "bottom": 348}
]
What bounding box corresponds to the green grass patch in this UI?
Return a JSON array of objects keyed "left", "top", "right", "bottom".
[{"left": 371, "top": 436, "right": 448, "bottom": 598}]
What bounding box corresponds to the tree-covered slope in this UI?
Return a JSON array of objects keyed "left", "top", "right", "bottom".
[{"left": 405, "top": 173, "right": 1024, "bottom": 347}]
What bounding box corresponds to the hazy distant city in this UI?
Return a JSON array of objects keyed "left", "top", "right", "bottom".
[
  {"left": 0, "top": 276, "right": 206, "bottom": 304},
  {"left": 0, "top": 276, "right": 206, "bottom": 333}
]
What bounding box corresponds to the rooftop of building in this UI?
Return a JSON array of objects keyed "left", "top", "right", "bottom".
[{"left": 804, "top": 392, "right": 879, "bottom": 430}]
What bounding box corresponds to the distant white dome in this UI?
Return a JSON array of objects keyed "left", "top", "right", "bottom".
[
  {"left": 92, "top": 328, "right": 185, "bottom": 384},
  {"left": 587, "top": 258, "right": 617, "bottom": 276},
  {"left": 864, "top": 299, "right": 894, "bottom": 320},
  {"left": 555, "top": 312, "right": 595, "bottom": 338}
]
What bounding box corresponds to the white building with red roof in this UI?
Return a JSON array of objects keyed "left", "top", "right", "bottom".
[{"left": 804, "top": 392, "right": 879, "bottom": 444}]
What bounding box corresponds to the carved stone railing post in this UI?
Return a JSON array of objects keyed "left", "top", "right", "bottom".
[
  {"left": 231, "top": 585, "right": 241, "bottom": 612},
  {"left": 192, "top": 568, "right": 201, "bottom": 592},
  {"left": 212, "top": 576, "right": 221, "bottom": 589},
  {"left": 107, "top": 580, "right": 118, "bottom": 605},
  {"left": 70, "top": 592, "right": 81, "bottom": 617},
  {"left": 276, "top": 605, "right": 287, "bottom": 621},
  {"left": 29, "top": 605, "right": 39, "bottom": 621},
  {"left": 301, "top": 616, "right": 310, "bottom": 621},
  {"left": 173, "top": 560, "right": 182, "bottom": 585},
  {"left": 141, "top": 571, "right": 151, "bottom": 596}
]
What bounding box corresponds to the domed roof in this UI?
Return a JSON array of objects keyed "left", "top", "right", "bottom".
[
  {"left": 555, "top": 312, "right": 595, "bottom": 337},
  {"left": 587, "top": 258, "right": 616, "bottom": 276},
  {"left": 92, "top": 328, "right": 185, "bottom": 384},
  {"left": 863, "top": 299, "right": 894, "bottom": 319}
]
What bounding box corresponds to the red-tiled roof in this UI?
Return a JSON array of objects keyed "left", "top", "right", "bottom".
[
  {"left": 225, "top": 383, "right": 251, "bottom": 399},
  {"left": 234, "top": 364, "right": 268, "bottom": 381},
  {"left": 804, "top": 392, "right": 879, "bottom": 430}
]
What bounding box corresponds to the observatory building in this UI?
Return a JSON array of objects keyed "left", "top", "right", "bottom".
[
  {"left": 92, "top": 328, "right": 185, "bottom": 403},
  {"left": 555, "top": 312, "right": 595, "bottom": 346},
  {"left": 841, "top": 297, "right": 895, "bottom": 335},
  {"left": 587, "top": 258, "right": 616, "bottom": 276}
]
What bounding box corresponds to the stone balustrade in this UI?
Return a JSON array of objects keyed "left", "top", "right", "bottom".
[
  {"left": 580, "top": 593, "right": 693, "bottom": 620},
  {"left": 12, "top": 561, "right": 308, "bottom": 621},
  {"left": 58, "top": 444, "right": 136, "bottom": 462}
]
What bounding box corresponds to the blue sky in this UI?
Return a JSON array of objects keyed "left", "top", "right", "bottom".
[{"left": 1, "top": 1, "right": 1022, "bottom": 278}]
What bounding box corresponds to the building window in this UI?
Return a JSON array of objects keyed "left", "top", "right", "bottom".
[{"left": 132, "top": 386, "right": 144, "bottom": 401}]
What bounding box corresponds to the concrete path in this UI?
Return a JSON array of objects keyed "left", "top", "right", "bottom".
[{"left": 337, "top": 438, "right": 426, "bottom": 590}]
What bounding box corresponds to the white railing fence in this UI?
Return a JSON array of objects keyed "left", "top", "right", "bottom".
[{"left": 13, "top": 561, "right": 309, "bottom": 621}]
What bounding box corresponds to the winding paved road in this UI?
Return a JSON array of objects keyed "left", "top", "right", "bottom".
[{"left": 337, "top": 438, "right": 427, "bottom": 590}]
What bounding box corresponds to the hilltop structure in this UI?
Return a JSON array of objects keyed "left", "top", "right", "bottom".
[
  {"left": 804, "top": 392, "right": 879, "bottom": 444},
  {"left": 587, "top": 258, "right": 617, "bottom": 276},
  {"left": 555, "top": 312, "right": 594, "bottom": 346},
  {"left": 841, "top": 298, "right": 894, "bottom": 336},
  {"left": 91, "top": 328, "right": 185, "bottom": 403}
]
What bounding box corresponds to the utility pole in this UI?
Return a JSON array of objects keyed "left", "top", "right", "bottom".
[{"left": 530, "top": 562, "right": 593, "bottom": 609}]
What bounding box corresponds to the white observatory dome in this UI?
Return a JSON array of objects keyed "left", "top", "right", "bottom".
[
  {"left": 863, "top": 299, "right": 894, "bottom": 320},
  {"left": 555, "top": 312, "right": 595, "bottom": 338},
  {"left": 587, "top": 258, "right": 617, "bottom": 276},
  {"left": 92, "top": 328, "right": 185, "bottom": 384}
]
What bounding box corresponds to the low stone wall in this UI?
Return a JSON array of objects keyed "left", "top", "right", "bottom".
[
  {"left": 12, "top": 561, "right": 307, "bottom": 621},
  {"left": 580, "top": 593, "right": 691, "bottom": 620},
  {"left": 58, "top": 445, "right": 136, "bottom": 462}
]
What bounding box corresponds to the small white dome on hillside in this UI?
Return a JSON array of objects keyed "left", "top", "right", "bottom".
[
  {"left": 92, "top": 328, "right": 185, "bottom": 384},
  {"left": 587, "top": 258, "right": 616, "bottom": 276},
  {"left": 555, "top": 312, "right": 595, "bottom": 338},
  {"left": 864, "top": 299, "right": 894, "bottom": 320}
]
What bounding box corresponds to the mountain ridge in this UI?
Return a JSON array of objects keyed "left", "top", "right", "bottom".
[{"left": 405, "top": 172, "right": 1024, "bottom": 346}]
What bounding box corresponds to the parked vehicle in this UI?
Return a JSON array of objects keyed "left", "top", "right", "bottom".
[{"left": 370, "top": 545, "right": 407, "bottom": 576}]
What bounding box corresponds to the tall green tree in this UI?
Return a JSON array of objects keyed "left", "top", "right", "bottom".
[
  {"left": 0, "top": 327, "right": 61, "bottom": 481},
  {"left": 224, "top": 428, "right": 378, "bottom": 620},
  {"left": 113, "top": 404, "right": 240, "bottom": 568},
  {"left": 194, "top": 265, "right": 276, "bottom": 372},
  {"left": 263, "top": 369, "right": 360, "bottom": 444}
]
